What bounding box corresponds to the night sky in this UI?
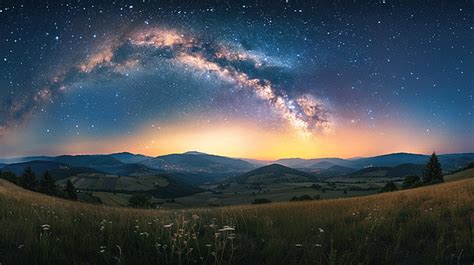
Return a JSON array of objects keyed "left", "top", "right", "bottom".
[{"left": 0, "top": 0, "right": 472, "bottom": 159}]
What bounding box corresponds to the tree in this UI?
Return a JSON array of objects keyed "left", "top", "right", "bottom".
[
  {"left": 128, "top": 193, "right": 152, "bottom": 208},
  {"left": 20, "top": 167, "right": 37, "bottom": 191},
  {"left": 422, "top": 152, "right": 443, "bottom": 184},
  {"left": 380, "top": 182, "right": 398, "bottom": 193},
  {"left": 402, "top": 175, "right": 422, "bottom": 189},
  {"left": 40, "top": 171, "right": 57, "bottom": 195},
  {"left": 65, "top": 179, "right": 78, "bottom": 200},
  {"left": 0, "top": 171, "right": 18, "bottom": 184}
]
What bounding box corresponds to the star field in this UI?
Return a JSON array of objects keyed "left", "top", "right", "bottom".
[{"left": 0, "top": 0, "right": 472, "bottom": 158}]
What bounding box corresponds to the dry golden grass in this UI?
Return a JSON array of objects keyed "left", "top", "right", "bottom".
[{"left": 1, "top": 178, "right": 473, "bottom": 264}]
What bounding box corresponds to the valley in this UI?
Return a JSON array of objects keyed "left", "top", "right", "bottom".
[{"left": 1, "top": 151, "right": 473, "bottom": 208}]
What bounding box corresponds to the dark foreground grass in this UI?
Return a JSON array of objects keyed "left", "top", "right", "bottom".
[{"left": 0, "top": 178, "right": 473, "bottom": 265}]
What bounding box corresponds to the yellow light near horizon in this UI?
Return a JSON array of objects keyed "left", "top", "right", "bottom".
[{"left": 51, "top": 116, "right": 441, "bottom": 160}]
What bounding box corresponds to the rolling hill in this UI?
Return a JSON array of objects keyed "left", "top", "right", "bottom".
[
  {"left": 142, "top": 151, "right": 255, "bottom": 173},
  {"left": 275, "top": 157, "right": 353, "bottom": 168},
  {"left": 109, "top": 152, "right": 151, "bottom": 164},
  {"left": 319, "top": 165, "right": 355, "bottom": 176},
  {"left": 52, "top": 155, "right": 165, "bottom": 176},
  {"left": 0, "top": 156, "right": 54, "bottom": 164},
  {"left": 52, "top": 155, "right": 125, "bottom": 172},
  {"left": 0, "top": 160, "right": 103, "bottom": 180},
  {"left": 56, "top": 172, "right": 202, "bottom": 198},
  {"left": 346, "top": 163, "right": 424, "bottom": 178},
  {"left": 0, "top": 159, "right": 202, "bottom": 198},
  {"left": 235, "top": 164, "right": 317, "bottom": 184},
  {"left": 444, "top": 164, "right": 474, "bottom": 182}
]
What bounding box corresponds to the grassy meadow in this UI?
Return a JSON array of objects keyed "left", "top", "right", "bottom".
[{"left": 0, "top": 178, "right": 473, "bottom": 265}]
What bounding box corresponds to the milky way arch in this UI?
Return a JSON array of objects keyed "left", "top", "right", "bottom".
[{"left": 0, "top": 27, "right": 331, "bottom": 136}]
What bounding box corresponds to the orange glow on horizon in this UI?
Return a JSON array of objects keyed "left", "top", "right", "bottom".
[{"left": 44, "top": 117, "right": 446, "bottom": 160}]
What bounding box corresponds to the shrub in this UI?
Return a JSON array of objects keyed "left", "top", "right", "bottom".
[
  {"left": 252, "top": 198, "right": 272, "bottom": 204},
  {"left": 402, "top": 176, "right": 422, "bottom": 189},
  {"left": 290, "top": 194, "right": 313, "bottom": 202},
  {"left": 128, "top": 193, "right": 153, "bottom": 208}
]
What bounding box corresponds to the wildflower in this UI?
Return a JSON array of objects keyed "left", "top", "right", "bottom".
[
  {"left": 163, "top": 223, "right": 173, "bottom": 228},
  {"left": 17, "top": 244, "right": 24, "bottom": 249},
  {"left": 192, "top": 214, "right": 200, "bottom": 220},
  {"left": 315, "top": 244, "right": 322, "bottom": 247},
  {"left": 41, "top": 224, "right": 51, "bottom": 231},
  {"left": 218, "top": 226, "right": 235, "bottom": 232},
  {"left": 295, "top": 243, "right": 303, "bottom": 247},
  {"left": 205, "top": 244, "right": 212, "bottom": 247},
  {"left": 116, "top": 245, "right": 122, "bottom": 256},
  {"left": 318, "top": 228, "right": 324, "bottom": 233}
]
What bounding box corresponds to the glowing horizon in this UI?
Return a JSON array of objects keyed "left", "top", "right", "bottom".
[{"left": 1, "top": 115, "right": 468, "bottom": 160}]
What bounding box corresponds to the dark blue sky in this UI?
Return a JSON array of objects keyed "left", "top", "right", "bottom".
[{"left": 0, "top": 0, "right": 472, "bottom": 158}]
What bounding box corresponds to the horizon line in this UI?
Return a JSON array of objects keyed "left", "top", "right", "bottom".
[{"left": 1, "top": 150, "right": 473, "bottom": 162}]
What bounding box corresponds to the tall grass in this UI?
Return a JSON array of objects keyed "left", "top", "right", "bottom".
[{"left": 0, "top": 178, "right": 473, "bottom": 264}]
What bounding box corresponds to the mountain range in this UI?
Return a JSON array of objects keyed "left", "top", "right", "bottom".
[
  {"left": 271, "top": 152, "right": 474, "bottom": 172},
  {"left": 1, "top": 151, "right": 473, "bottom": 184}
]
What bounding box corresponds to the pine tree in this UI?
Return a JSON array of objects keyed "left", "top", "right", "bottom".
[
  {"left": 40, "top": 171, "right": 57, "bottom": 195},
  {"left": 65, "top": 179, "right": 78, "bottom": 200},
  {"left": 422, "top": 152, "right": 443, "bottom": 184},
  {"left": 20, "top": 166, "right": 37, "bottom": 191}
]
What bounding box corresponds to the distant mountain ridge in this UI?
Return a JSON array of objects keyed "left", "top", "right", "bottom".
[
  {"left": 272, "top": 152, "right": 474, "bottom": 172},
  {"left": 346, "top": 163, "right": 424, "bottom": 178},
  {"left": 109, "top": 152, "right": 151, "bottom": 164},
  {"left": 1, "top": 152, "right": 473, "bottom": 173},
  {"left": 1, "top": 160, "right": 104, "bottom": 180},
  {"left": 235, "top": 164, "right": 316, "bottom": 184},
  {"left": 142, "top": 152, "right": 255, "bottom": 173}
]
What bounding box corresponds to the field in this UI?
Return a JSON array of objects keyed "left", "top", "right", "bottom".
[
  {"left": 92, "top": 180, "right": 387, "bottom": 208},
  {"left": 0, "top": 177, "right": 473, "bottom": 265},
  {"left": 445, "top": 168, "right": 474, "bottom": 182}
]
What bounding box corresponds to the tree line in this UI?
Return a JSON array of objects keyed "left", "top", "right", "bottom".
[{"left": 0, "top": 166, "right": 78, "bottom": 200}]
